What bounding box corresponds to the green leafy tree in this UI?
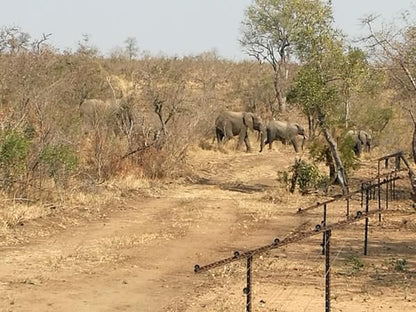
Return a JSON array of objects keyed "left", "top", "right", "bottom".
[
  {"left": 339, "top": 47, "right": 378, "bottom": 129},
  {"left": 288, "top": 64, "right": 350, "bottom": 192},
  {"left": 240, "top": 0, "right": 334, "bottom": 115}
]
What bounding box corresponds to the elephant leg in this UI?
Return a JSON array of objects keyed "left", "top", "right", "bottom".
[
  {"left": 236, "top": 130, "right": 245, "bottom": 151},
  {"left": 354, "top": 142, "right": 362, "bottom": 156},
  {"left": 301, "top": 135, "right": 306, "bottom": 151},
  {"left": 216, "top": 128, "right": 223, "bottom": 144},
  {"left": 237, "top": 129, "right": 251, "bottom": 152},
  {"left": 244, "top": 133, "right": 252, "bottom": 152}
]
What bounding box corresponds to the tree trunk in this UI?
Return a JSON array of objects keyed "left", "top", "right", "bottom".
[
  {"left": 344, "top": 98, "right": 350, "bottom": 129},
  {"left": 273, "top": 69, "right": 286, "bottom": 114},
  {"left": 413, "top": 121, "right": 416, "bottom": 164},
  {"left": 318, "top": 112, "right": 349, "bottom": 195},
  {"left": 324, "top": 147, "right": 336, "bottom": 182}
]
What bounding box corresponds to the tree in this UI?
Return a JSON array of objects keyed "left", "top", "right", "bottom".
[
  {"left": 338, "top": 47, "right": 377, "bottom": 129},
  {"left": 76, "top": 34, "right": 99, "bottom": 57},
  {"left": 240, "top": 0, "right": 334, "bottom": 115},
  {"left": 0, "top": 26, "right": 31, "bottom": 54},
  {"left": 362, "top": 13, "right": 416, "bottom": 162},
  {"left": 288, "top": 64, "right": 349, "bottom": 194},
  {"left": 124, "top": 37, "right": 139, "bottom": 60},
  {"left": 282, "top": 0, "right": 354, "bottom": 194}
]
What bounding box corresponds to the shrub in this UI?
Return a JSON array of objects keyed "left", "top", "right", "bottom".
[
  {"left": 393, "top": 258, "right": 408, "bottom": 272},
  {"left": 0, "top": 130, "right": 30, "bottom": 190},
  {"left": 284, "top": 159, "right": 328, "bottom": 194},
  {"left": 309, "top": 135, "right": 360, "bottom": 183},
  {"left": 40, "top": 143, "right": 78, "bottom": 186},
  {"left": 346, "top": 255, "right": 364, "bottom": 275},
  {"left": 338, "top": 135, "right": 361, "bottom": 174}
]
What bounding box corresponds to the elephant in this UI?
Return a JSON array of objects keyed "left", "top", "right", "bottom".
[
  {"left": 260, "top": 120, "right": 306, "bottom": 153},
  {"left": 215, "top": 111, "right": 264, "bottom": 152},
  {"left": 79, "top": 98, "right": 133, "bottom": 135},
  {"left": 345, "top": 130, "right": 372, "bottom": 156}
]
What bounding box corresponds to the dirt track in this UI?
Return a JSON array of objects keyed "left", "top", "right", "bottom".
[{"left": 1, "top": 146, "right": 416, "bottom": 311}]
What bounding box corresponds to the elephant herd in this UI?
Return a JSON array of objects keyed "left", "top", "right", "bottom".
[{"left": 214, "top": 111, "right": 371, "bottom": 156}]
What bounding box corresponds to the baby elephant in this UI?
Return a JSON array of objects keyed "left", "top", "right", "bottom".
[
  {"left": 346, "top": 130, "right": 372, "bottom": 156},
  {"left": 260, "top": 120, "right": 306, "bottom": 153}
]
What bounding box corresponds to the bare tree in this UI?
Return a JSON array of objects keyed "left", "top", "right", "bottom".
[{"left": 362, "top": 13, "right": 416, "bottom": 162}]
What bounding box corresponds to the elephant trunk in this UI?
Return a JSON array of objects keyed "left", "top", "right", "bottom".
[{"left": 301, "top": 134, "right": 306, "bottom": 151}]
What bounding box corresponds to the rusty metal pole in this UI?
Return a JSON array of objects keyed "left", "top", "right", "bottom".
[
  {"left": 386, "top": 178, "right": 389, "bottom": 210},
  {"left": 325, "top": 229, "right": 331, "bottom": 312},
  {"left": 346, "top": 197, "right": 350, "bottom": 217},
  {"left": 364, "top": 187, "right": 370, "bottom": 256},
  {"left": 395, "top": 154, "right": 401, "bottom": 170},
  {"left": 245, "top": 255, "right": 253, "bottom": 312},
  {"left": 390, "top": 174, "right": 394, "bottom": 201},
  {"left": 322, "top": 203, "right": 327, "bottom": 255},
  {"left": 378, "top": 161, "right": 382, "bottom": 222}
]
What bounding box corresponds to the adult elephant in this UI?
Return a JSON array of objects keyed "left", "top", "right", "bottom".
[
  {"left": 215, "top": 111, "right": 264, "bottom": 152},
  {"left": 346, "top": 130, "right": 372, "bottom": 156},
  {"left": 80, "top": 98, "right": 133, "bottom": 135},
  {"left": 260, "top": 120, "right": 306, "bottom": 153}
]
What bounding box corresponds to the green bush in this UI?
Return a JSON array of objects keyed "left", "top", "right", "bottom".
[
  {"left": 40, "top": 143, "right": 78, "bottom": 185},
  {"left": 346, "top": 255, "right": 364, "bottom": 275},
  {"left": 393, "top": 258, "right": 408, "bottom": 272},
  {"left": 0, "top": 130, "right": 30, "bottom": 190},
  {"left": 309, "top": 136, "right": 360, "bottom": 183},
  {"left": 289, "top": 159, "right": 328, "bottom": 194},
  {"left": 338, "top": 135, "right": 360, "bottom": 174}
]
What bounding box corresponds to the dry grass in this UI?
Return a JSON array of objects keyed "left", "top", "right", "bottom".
[
  {"left": 0, "top": 173, "right": 159, "bottom": 247},
  {"left": 0, "top": 199, "right": 52, "bottom": 228}
]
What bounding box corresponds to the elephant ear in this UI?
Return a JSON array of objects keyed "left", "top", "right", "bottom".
[
  {"left": 243, "top": 113, "right": 255, "bottom": 131},
  {"left": 357, "top": 130, "right": 366, "bottom": 145}
]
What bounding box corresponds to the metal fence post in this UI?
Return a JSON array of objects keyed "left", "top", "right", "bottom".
[
  {"left": 364, "top": 187, "right": 370, "bottom": 256},
  {"left": 244, "top": 255, "right": 253, "bottom": 312},
  {"left": 395, "top": 154, "right": 401, "bottom": 170},
  {"left": 390, "top": 174, "right": 394, "bottom": 201},
  {"left": 322, "top": 203, "right": 327, "bottom": 255},
  {"left": 346, "top": 197, "right": 350, "bottom": 217},
  {"left": 325, "top": 229, "right": 331, "bottom": 312},
  {"left": 378, "top": 162, "right": 382, "bottom": 222}
]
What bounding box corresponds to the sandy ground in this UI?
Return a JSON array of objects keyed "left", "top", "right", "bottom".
[{"left": 0, "top": 144, "right": 415, "bottom": 312}]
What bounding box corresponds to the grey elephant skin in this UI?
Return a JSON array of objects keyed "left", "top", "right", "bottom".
[
  {"left": 260, "top": 120, "right": 306, "bottom": 153},
  {"left": 346, "top": 130, "right": 372, "bottom": 156},
  {"left": 80, "top": 99, "right": 132, "bottom": 135},
  {"left": 215, "top": 111, "right": 264, "bottom": 152}
]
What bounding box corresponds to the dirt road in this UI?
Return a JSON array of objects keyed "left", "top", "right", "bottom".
[{"left": 1, "top": 147, "right": 415, "bottom": 311}]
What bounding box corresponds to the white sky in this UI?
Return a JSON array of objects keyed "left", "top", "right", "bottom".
[{"left": 0, "top": 0, "right": 415, "bottom": 59}]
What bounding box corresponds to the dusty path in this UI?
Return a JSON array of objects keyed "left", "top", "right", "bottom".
[
  {"left": 1, "top": 146, "right": 415, "bottom": 312},
  {"left": 0, "top": 148, "right": 297, "bottom": 312}
]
